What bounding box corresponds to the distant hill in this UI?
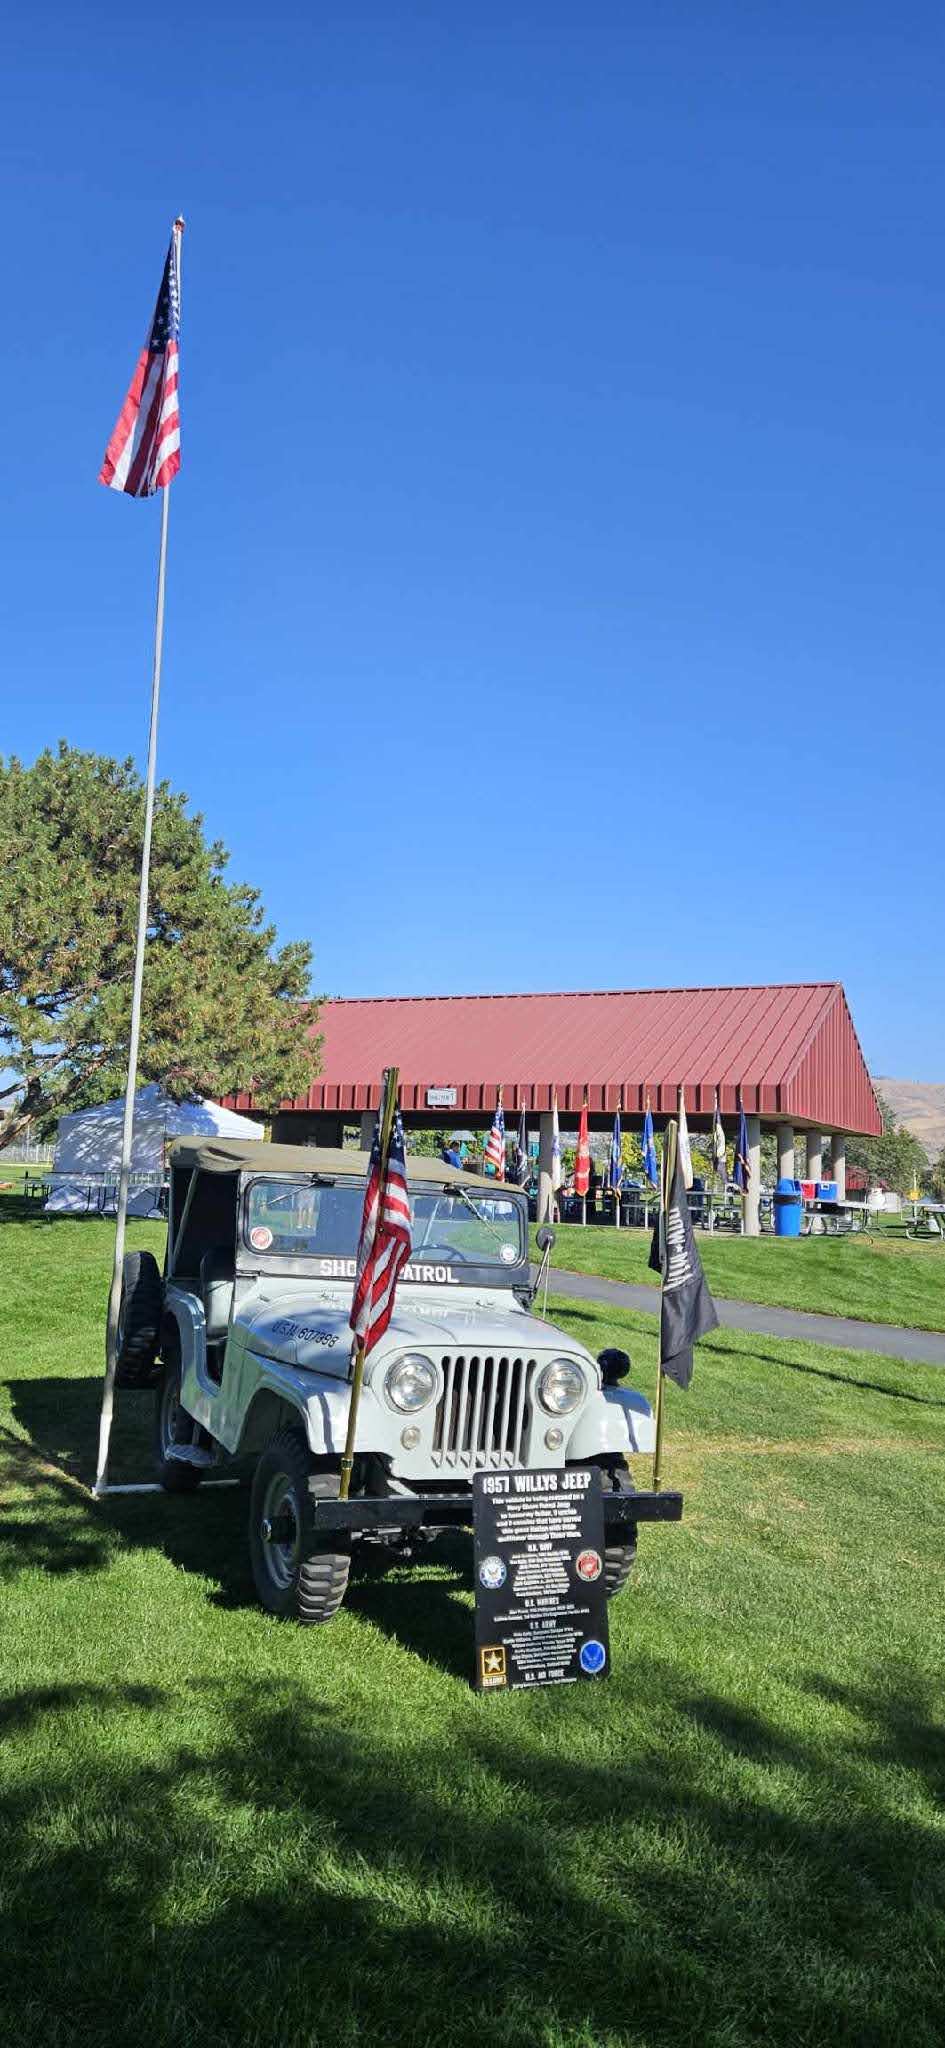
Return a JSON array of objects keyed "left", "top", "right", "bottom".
[{"left": 874, "top": 1077, "right": 945, "bottom": 1163}]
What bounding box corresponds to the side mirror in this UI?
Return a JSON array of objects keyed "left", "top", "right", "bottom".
[{"left": 535, "top": 1225, "right": 556, "bottom": 1254}]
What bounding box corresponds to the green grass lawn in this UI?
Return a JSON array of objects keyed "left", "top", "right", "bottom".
[
  {"left": 533, "top": 1221, "right": 945, "bottom": 1332},
  {"left": 0, "top": 1160, "right": 36, "bottom": 1187},
  {"left": 2, "top": 1200, "right": 945, "bottom": 2048}
]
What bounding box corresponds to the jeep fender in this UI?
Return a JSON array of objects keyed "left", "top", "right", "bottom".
[
  {"left": 233, "top": 1355, "right": 352, "bottom": 1460},
  {"left": 567, "top": 1386, "right": 655, "bottom": 1460}
]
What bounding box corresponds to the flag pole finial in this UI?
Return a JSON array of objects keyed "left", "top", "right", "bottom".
[{"left": 173, "top": 216, "right": 185, "bottom": 233}]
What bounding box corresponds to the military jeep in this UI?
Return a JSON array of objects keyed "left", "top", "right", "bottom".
[{"left": 114, "top": 1138, "right": 680, "bottom": 1623}]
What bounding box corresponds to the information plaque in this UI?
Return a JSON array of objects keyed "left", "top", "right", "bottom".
[{"left": 472, "top": 1467, "right": 610, "bottom": 1691}]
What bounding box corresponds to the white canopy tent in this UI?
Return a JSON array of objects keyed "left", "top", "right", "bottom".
[{"left": 45, "top": 1084, "right": 264, "bottom": 1215}]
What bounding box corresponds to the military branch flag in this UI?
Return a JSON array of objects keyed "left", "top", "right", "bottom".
[
  {"left": 712, "top": 1094, "right": 727, "bottom": 1184},
  {"left": 512, "top": 1104, "right": 529, "bottom": 1188},
  {"left": 648, "top": 1120, "right": 719, "bottom": 1389},
  {"left": 551, "top": 1094, "right": 562, "bottom": 1192},
  {"left": 609, "top": 1109, "right": 622, "bottom": 1192},
  {"left": 678, "top": 1087, "right": 693, "bottom": 1190},
  {"left": 642, "top": 1097, "right": 659, "bottom": 1189},
  {"left": 484, "top": 1091, "right": 507, "bottom": 1181},
  {"left": 99, "top": 224, "right": 182, "bottom": 497},
  {"left": 574, "top": 1100, "right": 590, "bottom": 1200},
  {"left": 733, "top": 1106, "right": 751, "bottom": 1192},
  {"left": 350, "top": 1103, "right": 413, "bottom": 1356}
]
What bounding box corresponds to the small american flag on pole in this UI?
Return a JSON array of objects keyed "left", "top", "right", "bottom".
[
  {"left": 99, "top": 224, "right": 182, "bottom": 497},
  {"left": 484, "top": 1092, "right": 506, "bottom": 1181},
  {"left": 350, "top": 1105, "right": 413, "bottom": 1356}
]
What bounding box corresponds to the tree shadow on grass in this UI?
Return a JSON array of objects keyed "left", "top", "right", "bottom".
[
  {"left": 344, "top": 1535, "right": 476, "bottom": 1681},
  {"left": 1, "top": 1665, "right": 943, "bottom": 2048},
  {"left": 6, "top": 1374, "right": 125, "bottom": 1486},
  {"left": 801, "top": 1670, "right": 945, "bottom": 1805},
  {"left": 702, "top": 1338, "right": 945, "bottom": 1409},
  {"left": 547, "top": 1303, "right": 653, "bottom": 1334},
  {"left": 3, "top": 1374, "right": 480, "bottom": 1673},
  {"left": 0, "top": 1430, "right": 117, "bottom": 1577}
]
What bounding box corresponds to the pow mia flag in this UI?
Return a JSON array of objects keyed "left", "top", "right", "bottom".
[{"left": 648, "top": 1119, "right": 718, "bottom": 1387}]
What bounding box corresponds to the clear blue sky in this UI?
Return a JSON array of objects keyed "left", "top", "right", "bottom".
[{"left": 4, "top": 3, "right": 943, "bottom": 1077}]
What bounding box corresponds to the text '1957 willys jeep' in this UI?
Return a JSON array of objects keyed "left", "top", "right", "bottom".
[{"left": 114, "top": 1139, "right": 682, "bottom": 1623}]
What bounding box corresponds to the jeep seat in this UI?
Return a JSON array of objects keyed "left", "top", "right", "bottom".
[{"left": 200, "top": 1245, "right": 235, "bottom": 1343}]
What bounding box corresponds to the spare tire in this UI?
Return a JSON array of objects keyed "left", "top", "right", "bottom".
[{"left": 115, "top": 1249, "right": 164, "bottom": 1388}]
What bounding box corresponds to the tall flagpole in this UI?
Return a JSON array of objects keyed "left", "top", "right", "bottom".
[
  {"left": 94, "top": 483, "right": 172, "bottom": 1497},
  {"left": 94, "top": 220, "right": 183, "bottom": 1499}
]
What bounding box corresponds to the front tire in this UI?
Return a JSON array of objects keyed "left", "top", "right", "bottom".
[
  {"left": 249, "top": 1429, "right": 351, "bottom": 1624},
  {"left": 153, "top": 1354, "right": 204, "bottom": 1493},
  {"left": 603, "top": 1468, "right": 637, "bottom": 1598}
]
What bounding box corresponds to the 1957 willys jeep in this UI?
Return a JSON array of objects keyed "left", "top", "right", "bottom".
[{"left": 115, "top": 1138, "right": 681, "bottom": 1623}]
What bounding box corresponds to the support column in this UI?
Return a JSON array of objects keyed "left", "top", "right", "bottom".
[
  {"left": 744, "top": 1115, "right": 761, "bottom": 1235},
  {"left": 831, "top": 1134, "right": 846, "bottom": 1201},
  {"left": 806, "top": 1131, "right": 823, "bottom": 1184},
  {"left": 538, "top": 1112, "right": 555, "bottom": 1224},
  {"left": 359, "top": 1112, "right": 374, "bottom": 1151},
  {"left": 776, "top": 1123, "right": 795, "bottom": 1181}
]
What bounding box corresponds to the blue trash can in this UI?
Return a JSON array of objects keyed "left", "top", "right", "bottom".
[{"left": 774, "top": 1176, "right": 803, "bottom": 1237}]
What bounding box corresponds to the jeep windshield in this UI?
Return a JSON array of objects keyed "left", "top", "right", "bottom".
[{"left": 244, "top": 1178, "right": 526, "bottom": 1271}]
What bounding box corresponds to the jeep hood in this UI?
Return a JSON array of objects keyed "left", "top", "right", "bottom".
[{"left": 240, "top": 1285, "right": 592, "bottom": 1377}]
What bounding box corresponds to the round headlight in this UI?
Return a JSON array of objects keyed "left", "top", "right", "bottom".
[
  {"left": 385, "top": 1353, "right": 437, "bottom": 1413},
  {"left": 536, "top": 1358, "right": 585, "bottom": 1416}
]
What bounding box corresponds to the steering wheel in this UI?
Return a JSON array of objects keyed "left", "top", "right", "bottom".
[{"left": 410, "top": 1243, "right": 469, "bottom": 1264}]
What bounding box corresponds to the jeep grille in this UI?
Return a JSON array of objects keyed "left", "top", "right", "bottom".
[{"left": 431, "top": 1354, "right": 535, "bottom": 1469}]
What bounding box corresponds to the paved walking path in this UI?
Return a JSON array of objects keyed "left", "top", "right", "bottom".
[{"left": 535, "top": 1266, "right": 945, "bottom": 1367}]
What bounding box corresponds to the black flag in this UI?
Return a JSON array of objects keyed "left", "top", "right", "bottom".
[{"left": 649, "top": 1120, "right": 718, "bottom": 1387}]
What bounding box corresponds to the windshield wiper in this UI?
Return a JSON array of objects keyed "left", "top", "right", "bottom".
[{"left": 450, "top": 1182, "right": 517, "bottom": 1255}]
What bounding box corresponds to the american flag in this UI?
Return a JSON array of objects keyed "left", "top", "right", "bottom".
[
  {"left": 350, "top": 1106, "right": 412, "bottom": 1355},
  {"left": 99, "top": 226, "right": 181, "bottom": 497},
  {"left": 484, "top": 1094, "right": 506, "bottom": 1181}
]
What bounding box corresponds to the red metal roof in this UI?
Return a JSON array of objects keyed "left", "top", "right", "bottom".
[{"left": 229, "top": 983, "right": 882, "bottom": 1136}]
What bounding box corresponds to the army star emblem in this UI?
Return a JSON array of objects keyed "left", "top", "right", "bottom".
[{"left": 480, "top": 1645, "right": 508, "bottom": 1688}]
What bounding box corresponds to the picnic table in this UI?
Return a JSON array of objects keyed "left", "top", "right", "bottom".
[{"left": 801, "top": 1199, "right": 871, "bottom": 1237}]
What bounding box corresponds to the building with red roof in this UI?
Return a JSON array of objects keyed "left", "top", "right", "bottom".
[{"left": 226, "top": 981, "right": 880, "bottom": 1232}]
